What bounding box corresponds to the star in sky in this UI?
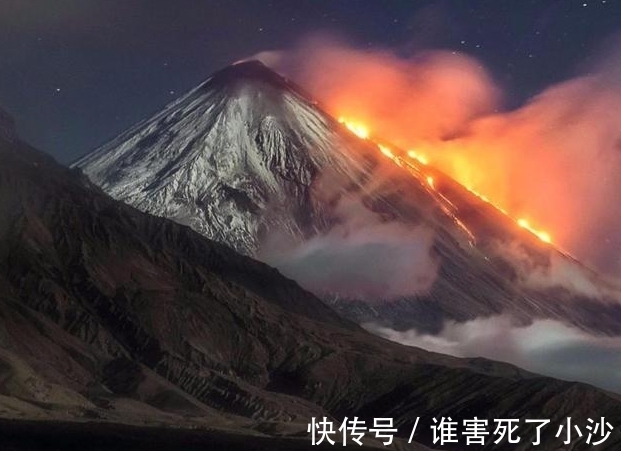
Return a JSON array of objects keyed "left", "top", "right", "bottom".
[{"left": 0, "top": 0, "right": 619, "bottom": 163}]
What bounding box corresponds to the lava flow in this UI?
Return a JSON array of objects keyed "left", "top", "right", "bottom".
[
  {"left": 338, "top": 117, "right": 370, "bottom": 140},
  {"left": 337, "top": 116, "right": 553, "bottom": 245}
]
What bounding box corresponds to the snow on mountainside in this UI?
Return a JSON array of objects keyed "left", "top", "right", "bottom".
[
  {"left": 74, "top": 61, "right": 374, "bottom": 254},
  {"left": 75, "top": 60, "right": 621, "bottom": 336}
]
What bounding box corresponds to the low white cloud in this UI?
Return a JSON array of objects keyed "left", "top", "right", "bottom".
[
  {"left": 491, "top": 239, "right": 621, "bottom": 301},
  {"left": 260, "top": 196, "right": 439, "bottom": 301},
  {"left": 367, "top": 316, "right": 621, "bottom": 394}
]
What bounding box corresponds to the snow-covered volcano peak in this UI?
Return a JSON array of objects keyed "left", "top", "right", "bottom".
[
  {"left": 203, "top": 59, "right": 297, "bottom": 90},
  {"left": 74, "top": 61, "right": 621, "bottom": 336},
  {"left": 73, "top": 60, "right": 370, "bottom": 254}
]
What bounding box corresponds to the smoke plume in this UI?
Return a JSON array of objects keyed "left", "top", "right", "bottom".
[
  {"left": 257, "top": 34, "right": 499, "bottom": 144},
  {"left": 491, "top": 239, "right": 621, "bottom": 301},
  {"left": 258, "top": 35, "right": 621, "bottom": 277}
]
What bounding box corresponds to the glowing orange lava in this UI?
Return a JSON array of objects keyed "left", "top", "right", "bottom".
[
  {"left": 517, "top": 219, "right": 552, "bottom": 244},
  {"left": 407, "top": 150, "right": 428, "bottom": 165},
  {"left": 337, "top": 116, "right": 554, "bottom": 245},
  {"left": 377, "top": 143, "right": 393, "bottom": 158},
  {"left": 338, "top": 117, "right": 369, "bottom": 139}
]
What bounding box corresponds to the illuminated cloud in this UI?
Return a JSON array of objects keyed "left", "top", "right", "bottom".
[{"left": 259, "top": 36, "right": 621, "bottom": 277}]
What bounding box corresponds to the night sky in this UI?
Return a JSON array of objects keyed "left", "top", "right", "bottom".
[{"left": 0, "top": 0, "right": 619, "bottom": 163}]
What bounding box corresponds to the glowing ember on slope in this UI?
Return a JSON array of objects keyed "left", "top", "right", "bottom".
[
  {"left": 377, "top": 143, "right": 395, "bottom": 158},
  {"left": 337, "top": 116, "right": 554, "bottom": 245},
  {"left": 407, "top": 150, "right": 428, "bottom": 165},
  {"left": 517, "top": 219, "right": 552, "bottom": 244},
  {"left": 377, "top": 144, "right": 404, "bottom": 167},
  {"left": 338, "top": 117, "right": 369, "bottom": 139}
]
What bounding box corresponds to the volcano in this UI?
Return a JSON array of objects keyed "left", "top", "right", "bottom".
[{"left": 74, "top": 60, "right": 621, "bottom": 336}]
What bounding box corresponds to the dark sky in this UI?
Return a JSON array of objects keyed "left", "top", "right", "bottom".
[{"left": 0, "top": 0, "right": 619, "bottom": 163}]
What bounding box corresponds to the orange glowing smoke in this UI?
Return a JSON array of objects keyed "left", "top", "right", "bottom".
[
  {"left": 260, "top": 39, "right": 621, "bottom": 272},
  {"left": 337, "top": 117, "right": 554, "bottom": 245}
]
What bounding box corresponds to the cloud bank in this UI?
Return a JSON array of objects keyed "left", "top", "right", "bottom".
[
  {"left": 367, "top": 316, "right": 621, "bottom": 394},
  {"left": 261, "top": 195, "right": 439, "bottom": 301}
]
